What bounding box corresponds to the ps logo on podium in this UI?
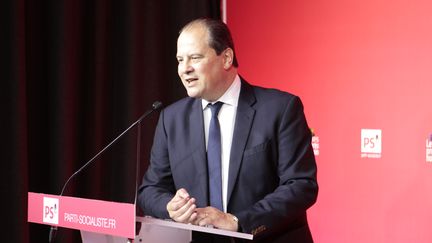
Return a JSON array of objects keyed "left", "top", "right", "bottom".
[{"left": 43, "top": 197, "right": 59, "bottom": 225}]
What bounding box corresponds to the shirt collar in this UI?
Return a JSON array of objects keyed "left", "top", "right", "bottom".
[{"left": 202, "top": 75, "right": 241, "bottom": 110}]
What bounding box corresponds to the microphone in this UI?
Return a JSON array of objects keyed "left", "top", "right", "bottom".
[{"left": 48, "top": 101, "right": 162, "bottom": 242}]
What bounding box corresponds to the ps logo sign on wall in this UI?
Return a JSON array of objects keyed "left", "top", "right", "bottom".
[
  {"left": 310, "top": 128, "right": 319, "bottom": 156},
  {"left": 361, "top": 129, "right": 382, "bottom": 159},
  {"left": 426, "top": 134, "right": 432, "bottom": 163}
]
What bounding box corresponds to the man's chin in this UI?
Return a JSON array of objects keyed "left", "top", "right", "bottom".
[{"left": 186, "top": 90, "right": 201, "bottom": 99}]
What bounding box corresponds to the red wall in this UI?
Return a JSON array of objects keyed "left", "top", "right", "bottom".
[{"left": 227, "top": 1, "right": 432, "bottom": 242}]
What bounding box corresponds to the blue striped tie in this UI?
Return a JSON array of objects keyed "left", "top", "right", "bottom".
[{"left": 207, "top": 102, "right": 224, "bottom": 211}]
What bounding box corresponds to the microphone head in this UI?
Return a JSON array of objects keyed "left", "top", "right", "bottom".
[{"left": 152, "top": 101, "right": 163, "bottom": 110}]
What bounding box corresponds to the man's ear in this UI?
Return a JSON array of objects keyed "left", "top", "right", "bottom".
[{"left": 223, "top": 48, "right": 234, "bottom": 69}]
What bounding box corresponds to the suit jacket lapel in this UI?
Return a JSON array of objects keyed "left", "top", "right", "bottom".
[
  {"left": 227, "top": 80, "right": 256, "bottom": 205},
  {"left": 190, "top": 99, "right": 209, "bottom": 206}
]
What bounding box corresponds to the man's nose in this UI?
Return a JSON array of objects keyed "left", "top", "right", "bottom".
[
  {"left": 185, "top": 65, "right": 194, "bottom": 74},
  {"left": 180, "top": 61, "right": 193, "bottom": 74}
]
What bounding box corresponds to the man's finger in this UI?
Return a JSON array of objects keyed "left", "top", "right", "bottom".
[{"left": 171, "top": 199, "right": 197, "bottom": 222}]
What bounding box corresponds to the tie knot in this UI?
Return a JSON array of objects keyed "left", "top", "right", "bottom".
[{"left": 208, "top": 102, "right": 223, "bottom": 118}]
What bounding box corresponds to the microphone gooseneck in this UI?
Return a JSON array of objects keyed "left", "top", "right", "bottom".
[
  {"left": 48, "top": 101, "right": 162, "bottom": 243},
  {"left": 58, "top": 101, "right": 162, "bottom": 197}
]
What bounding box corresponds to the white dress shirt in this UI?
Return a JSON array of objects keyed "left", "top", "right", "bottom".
[{"left": 202, "top": 75, "right": 241, "bottom": 212}]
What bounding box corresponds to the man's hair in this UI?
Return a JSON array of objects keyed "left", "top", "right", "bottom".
[{"left": 180, "top": 18, "right": 239, "bottom": 67}]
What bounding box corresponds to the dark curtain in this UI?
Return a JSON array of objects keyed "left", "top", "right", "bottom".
[{"left": 1, "top": 0, "right": 220, "bottom": 242}]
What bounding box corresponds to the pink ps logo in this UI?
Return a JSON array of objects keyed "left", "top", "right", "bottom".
[
  {"left": 43, "top": 197, "right": 59, "bottom": 224},
  {"left": 361, "top": 129, "right": 382, "bottom": 158},
  {"left": 426, "top": 134, "right": 432, "bottom": 162}
]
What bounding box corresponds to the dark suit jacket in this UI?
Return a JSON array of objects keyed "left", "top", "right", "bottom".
[{"left": 138, "top": 79, "right": 318, "bottom": 243}]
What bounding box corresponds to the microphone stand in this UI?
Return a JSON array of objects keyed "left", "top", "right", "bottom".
[{"left": 49, "top": 101, "right": 162, "bottom": 242}]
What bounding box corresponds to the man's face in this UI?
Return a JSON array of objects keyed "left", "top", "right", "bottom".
[{"left": 176, "top": 25, "right": 228, "bottom": 101}]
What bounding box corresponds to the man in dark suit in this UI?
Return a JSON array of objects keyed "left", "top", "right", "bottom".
[{"left": 138, "top": 18, "right": 318, "bottom": 243}]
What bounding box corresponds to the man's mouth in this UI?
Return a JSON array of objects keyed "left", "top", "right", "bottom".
[{"left": 185, "top": 78, "right": 198, "bottom": 83}]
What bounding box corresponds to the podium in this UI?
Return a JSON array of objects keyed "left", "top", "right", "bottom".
[
  {"left": 28, "top": 192, "right": 253, "bottom": 242},
  {"left": 26, "top": 105, "right": 254, "bottom": 241}
]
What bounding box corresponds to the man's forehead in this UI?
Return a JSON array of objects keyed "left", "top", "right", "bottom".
[{"left": 177, "top": 31, "right": 210, "bottom": 53}]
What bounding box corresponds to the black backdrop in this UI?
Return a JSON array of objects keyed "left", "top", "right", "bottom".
[{"left": 1, "top": 0, "right": 220, "bottom": 242}]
